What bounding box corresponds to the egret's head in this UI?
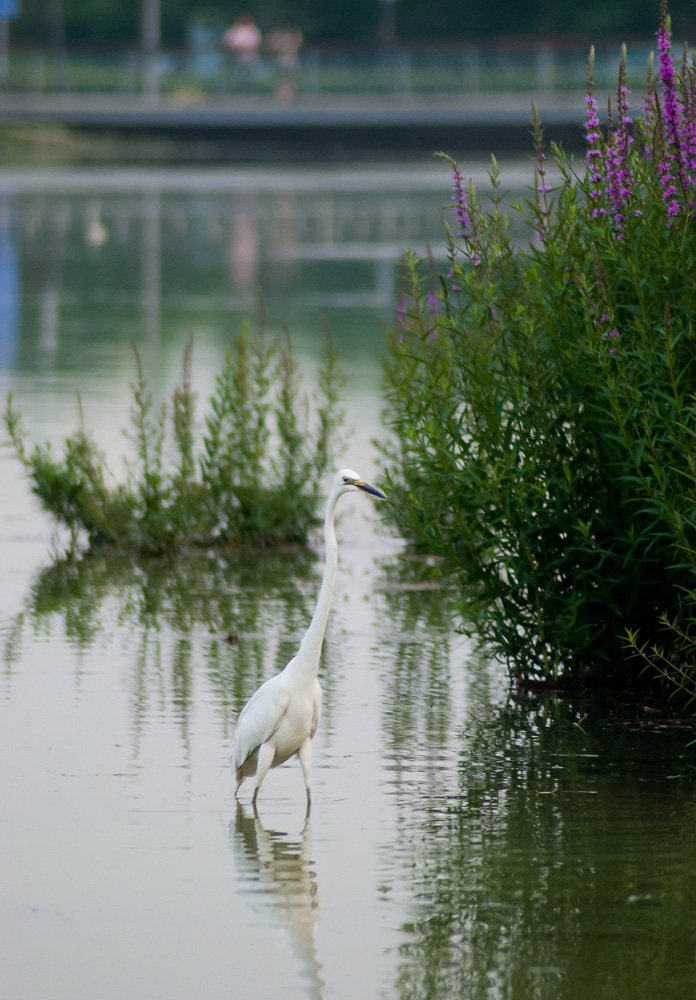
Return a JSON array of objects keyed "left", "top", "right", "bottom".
[{"left": 335, "top": 468, "right": 386, "bottom": 500}]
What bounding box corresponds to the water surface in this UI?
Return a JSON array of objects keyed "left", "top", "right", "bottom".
[{"left": 1, "top": 164, "right": 695, "bottom": 1000}]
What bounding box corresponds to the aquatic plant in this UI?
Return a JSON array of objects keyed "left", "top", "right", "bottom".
[
  {"left": 379, "top": 3, "right": 696, "bottom": 692},
  {"left": 4, "top": 328, "right": 344, "bottom": 553}
]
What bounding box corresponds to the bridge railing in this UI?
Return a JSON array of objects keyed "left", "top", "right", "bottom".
[{"left": 0, "top": 42, "right": 667, "bottom": 99}]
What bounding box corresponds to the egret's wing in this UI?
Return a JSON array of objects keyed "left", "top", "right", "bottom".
[
  {"left": 309, "top": 681, "right": 322, "bottom": 739},
  {"left": 232, "top": 674, "right": 290, "bottom": 771}
]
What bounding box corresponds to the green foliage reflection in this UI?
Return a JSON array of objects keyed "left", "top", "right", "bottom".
[
  {"left": 377, "top": 558, "right": 459, "bottom": 770},
  {"left": 389, "top": 695, "right": 696, "bottom": 1000},
  {"left": 4, "top": 547, "right": 336, "bottom": 741}
]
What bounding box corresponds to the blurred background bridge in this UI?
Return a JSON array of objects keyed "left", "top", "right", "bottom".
[
  {"left": 1, "top": 0, "right": 692, "bottom": 158},
  {"left": 0, "top": 38, "right": 663, "bottom": 158}
]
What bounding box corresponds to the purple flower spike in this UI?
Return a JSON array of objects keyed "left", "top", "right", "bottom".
[
  {"left": 584, "top": 52, "right": 605, "bottom": 213},
  {"left": 449, "top": 160, "right": 483, "bottom": 264},
  {"left": 656, "top": 16, "right": 687, "bottom": 217},
  {"left": 604, "top": 50, "right": 635, "bottom": 233},
  {"left": 451, "top": 166, "right": 472, "bottom": 239}
]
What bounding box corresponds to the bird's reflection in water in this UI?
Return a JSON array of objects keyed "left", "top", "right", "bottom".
[{"left": 231, "top": 803, "right": 324, "bottom": 1000}]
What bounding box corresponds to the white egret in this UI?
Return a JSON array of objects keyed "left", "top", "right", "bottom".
[{"left": 231, "top": 468, "right": 386, "bottom": 813}]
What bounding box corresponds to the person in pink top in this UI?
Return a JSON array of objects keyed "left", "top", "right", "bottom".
[{"left": 223, "top": 14, "right": 262, "bottom": 89}]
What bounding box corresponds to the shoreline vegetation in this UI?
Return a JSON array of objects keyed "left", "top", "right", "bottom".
[
  {"left": 0, "top": 123, "right": 180, "bottom": 166},
  {"left": 379, "top": 3, "right": 696, "bottom": 702},
  {"left": 4, "top": 329, "right": 344, "bottom": 554}
]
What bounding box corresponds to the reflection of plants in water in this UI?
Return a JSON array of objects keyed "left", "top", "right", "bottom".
[
  {"left": 5, "top": 548, "right": 339, "bottom": 740},
  {"left": 377, "top": 560, "right": 696, "bottom": 996},
  {"left": 378, "top": 581, "right": 452, "bottom": 753},
  {"left": 390, "top": 694, "right": 696, "bottom": 1000},
  {"left": 376, "top": 557, "right": 498, "bottom": 794}
]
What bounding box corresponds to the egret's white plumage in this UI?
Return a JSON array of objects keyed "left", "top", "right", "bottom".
[{"left": 231, "top": 468, "right": 386, "bottom": 813}]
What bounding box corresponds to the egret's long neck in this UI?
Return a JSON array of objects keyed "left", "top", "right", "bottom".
[{"left": 291, "top": 487, "right": 340, "bottom": 679}]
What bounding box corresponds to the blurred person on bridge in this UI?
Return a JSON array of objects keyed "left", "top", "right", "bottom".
[
  {"left": 223, "top": 14, "right": 262, "bottom": 90},
  {"left": 265, "top": 27, "right": 303, "bottom": 102}
]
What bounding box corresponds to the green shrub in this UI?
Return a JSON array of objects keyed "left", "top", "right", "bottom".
[
  {"left": 5, "top": 328, "right": 344, "bottom": 554},
  {"left": 379, "top": 6, "right": 696, "bottom": 691}
]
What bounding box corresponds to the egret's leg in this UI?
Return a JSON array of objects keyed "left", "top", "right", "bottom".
[
  {"left": 251, "top": 741, "right": 276, "bottom": 808},
  {"left": 297, "top": 738, "right": 313, "bottom": 816}
]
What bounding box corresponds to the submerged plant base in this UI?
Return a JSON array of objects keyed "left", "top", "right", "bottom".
[
  {"left": 4, "top": 330, "right": 344, "bottom": 555},
  {"left": 514, "top": 672, "right": 651, "bottom": 698}
]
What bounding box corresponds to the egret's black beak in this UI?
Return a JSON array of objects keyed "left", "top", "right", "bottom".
[{"left": 356, "top": 480, "right": 387, "bottom": 500}]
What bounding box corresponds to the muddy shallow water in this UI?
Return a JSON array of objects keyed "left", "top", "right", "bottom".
[{"left": 1, "top": 165, "right": 696, "bottom": 1000}]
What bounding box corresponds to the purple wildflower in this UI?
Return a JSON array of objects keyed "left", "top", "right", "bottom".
[
  {"left": 585, "top": 48, "right": 605, "bottom": 217},
  {"left": 682, "top": 57, "right": 696, "bottom": 176},
  {"left": 603, "top": 48, "right": 635, "bottom": 234},
  {"left": 451, "top": 165, "right": 472, "bottom": 239},
  {"left": 449, "top": 159, "right": 483, "bottom": 266},
  {"left": 656, "top": 14, "right": 687, "bottom": 217}
]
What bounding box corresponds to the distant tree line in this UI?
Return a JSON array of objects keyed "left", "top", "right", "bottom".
[{"left": 10, "top": 0, "right": 696, "bottom": 48}]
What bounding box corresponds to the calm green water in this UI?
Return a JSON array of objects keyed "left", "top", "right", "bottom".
[{"left": 1, "top": 165, "right": 695, "bottom": 1000}]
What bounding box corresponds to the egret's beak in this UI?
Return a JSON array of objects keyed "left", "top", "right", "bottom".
[{"left": 356, "top": 479, "right": 387, "bottom": 500}]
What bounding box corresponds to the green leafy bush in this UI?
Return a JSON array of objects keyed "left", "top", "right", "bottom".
[
  {"left": 379, "top": 7, "right": 696, "bottom": 690},
  {"left": 5, "top": 328, "right": 343, "bottom": 553}
]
